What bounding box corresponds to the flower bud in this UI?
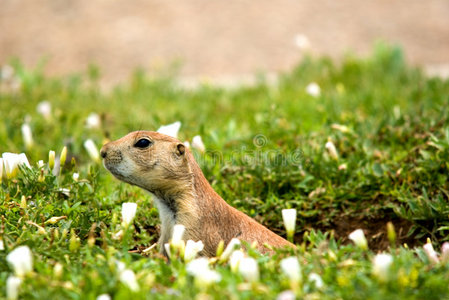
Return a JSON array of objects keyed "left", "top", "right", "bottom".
[
  {"left": 157, "top": 121, "right": 181, "bottom": 139},
  {"left": 72, "top": 173, "right": 79, "bottom": 181},
  {"left": 348, "top": 229, "right": 368, "bottom": 250},
  {"left": 423, "top": 241, "right": 439, "bottom": 264},
  {"left": 229, "top": 250, "right": 245, "bottom": 273},
  {"left": 325, "top": 139, "right": 338, "bottom": 160},
  {"left": 20, "top": 196, "right": 27, "bottom": 209},
  {"left": 45, "top": 216, "right": 67, "bottom": 224},
  {"left": 170, "top": 224, "right": 186, "bottom": 256},
  {"left": 192, "top": 135, "right": 206, "bottom": 153},
  {"left": 121, "top": 202, "right": 137, "bottom": 228},
  {"left": 184, "top": 240, "right": 204, "bottom": 262},
  {"left": 6, "top": 246, "right": 33, "bottom": 277},
  {"left": 48, "top": 150, "right": 56, "bottom": 170},
  {"left": 83, "top": 139, "right": 100, "bottom": 162},
  {"left": 372, "top": 253, "right": 393, "bottom": 281},
  {"left": 53, "top": 262, "right": 63, "bottom": 278},
  {"left": 280, "top": 257, "right": 302, "bottom": 284},
  {"left": 282, "top": 209, "right": 297, "bottom": 242},
  {"left": 96, "top": 294, "right": 111, "bottom": 300},
  {"left": 215, "top": 240, "right": 225, "bottom": 257},
  {"left": 21, "top": 123, "right": 33, "bottom": 150},
  {"left": 220, "top": 238, "right": 241, "bottom": 262},
  {"left": 306, "top": 82, "right": 321, "bottom": 97},
  {"left": 59, "top": 146, "right": 67, "bottom": 171},
  {"left": 86, "top": 113, "right": 101, "bottom": 129},
  {"left": 187, "top": 258, "right": 221, "bottom": 288},
  {"left": 441, "top": 242, "right": 449, "bottom": 263},
  {"left": 69, "top": 230, "right": 80, "bottom": 252},
  {"left": 6, "top": 276, "right": 22, "bottom": 300},
  {"left": 308, "top": 272, "right": 324, "bottom": 289},
  {"left": 387, "top": 222, "right": 396, "bottom": 245},
  {"left": 238, "top": 257, "right": 259, "bottom": 282},
  {"left": 120, "top": 269, "right": 140, "bottom": 292},
  {"left": 36, "top": 101, "right": 52, "bottom": 120}
]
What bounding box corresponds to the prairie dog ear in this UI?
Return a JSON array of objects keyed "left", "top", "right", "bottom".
[{"left": 175, "top": 143, "right": 186, "bottom": 156}]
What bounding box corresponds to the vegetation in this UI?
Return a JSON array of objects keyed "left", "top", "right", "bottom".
[{"left": 1, "top": 44, "right": 449, "bottom": 299}]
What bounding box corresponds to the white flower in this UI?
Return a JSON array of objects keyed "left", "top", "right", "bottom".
[
  {"left": 229, "top": 250, "right": 245, "bottom": 273},
  {"left": 308, "top": 272, "right": 324, "bottom": 289},
  {"left": 338, "top": 163, "right": 347, "bottom": 171},
  {"left": 115, "top": 260, "right": 126, "bottom": 274},
  {"left": 1, "top": 65, "right": 14, "bottom": 80},
  {"left": 325, "top": 140, "right": 338, "bottom": 160},
  {"left": 294, "top": 34, "right": 310, "bottom": 50},
  {"left": 86, "top": 113, "right": 101, "bottom": 129},
  {"left": 0, "top": 238, "right": 4, "bottom": 250},
  {"left": 36, "top": 101, "right": 52, "bottom": 120},
  {"left": 53, "top": 263, "right": 63, "bottom": 278},
  {"left": 282, "top": 209, "right": 297, "bottom": 240},
  {"left": 423, "top": 242, "right": 439, "bottom": 264},
  {"left": 183, "top": 141, "right": 191, "bottom": 148},
  {"left": 120, "top": 269, "right": 140, "bottom": 292},
  {"left": 184, "top": 240, "right": 204, "bottom": 262},
  {"left": 348, "top": 229, "right": 368, "bottom": 250},
  {"left": 72, "top": 173, "right": 79, "bottom": 181},
  {"left": 238, "top": 257, "right": 259, "bottom": 282},
  {"left": 2, "top": 153, "right": 31, "bottom": 179},
  {"left": 186, "top": 258, "right": 221, "bottom": 287},
  {"left": 276, "top": 290, "right": 296, "bottom": 300},
  {"left": 121, "top": 202, "right": 137, "bottom": 227},
  {"left": 84, "top": 139, "right": 100, "bottom": 162},
  {"left": 96, "top": 294, "right": 111, "bottom": 300},
  {"left": 372, "top": 253, "right": 393, "bottom": 281},
  {"left": 37, "top": 160, "right": 44, "bottom": 168},
  {"left": 164, "top": 243, "right": 171, "bottom": 258},
  {"left": 192, "top": 135, "right": 205, "bottom": 152},
  {"left": 441, "top": 242, "right": 449, "bottom": 262},
  {"left": 171, "top": 224, "right": 186, "bottom": 249},
  {"left": 6, "top": 276, "right": 22, "bottom": 300},
  {"left": 220, "top": 238, "right": 241, "bottom": 261},
  {"left": 331, "top": 124, "right": 350, "bottom": 133},
  {"left": 393, "top": 105, "right": 401, "bottom": 119},
  {"left": 280, "top": 257, "right": 301, "bottom": 283},
  {"left": 6, "top": 246, "right": 33, "bottom": 277},
  {"left": 157, "top": 121, "right": 181, "bottom": 138},
  {"left": 112, "top": 229, "right": 123, "bottom": 240},
  {"left": 21, "top": 123, "right": 33, "bottom": 149},
  {"left": 186, "top": 257, "right": 210, "bottom": 276},
  {"left": 306, "top": 82, "right": 321, "bottom": 97}
]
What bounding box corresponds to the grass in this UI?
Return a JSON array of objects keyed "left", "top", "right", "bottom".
[{"left": 1, "top": 43, "right": 449, "bottom": 299}]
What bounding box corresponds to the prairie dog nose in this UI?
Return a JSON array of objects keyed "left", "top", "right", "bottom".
[
  {"left": 101, "top": 144, "right": 123, "bottom": 164},
  {"left": 100, "top": 144, "right": 110, "bottom": 159}
]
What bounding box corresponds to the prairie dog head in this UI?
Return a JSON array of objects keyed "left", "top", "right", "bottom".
[{"left": 100, "top": 131, "right": 192, "bottom": 193}]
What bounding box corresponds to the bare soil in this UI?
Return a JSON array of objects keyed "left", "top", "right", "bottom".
[{"left": 1, "top": 0, "right": 448, "bottom": 86}]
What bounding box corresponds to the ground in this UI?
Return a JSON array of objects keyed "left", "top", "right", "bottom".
[{"left": 1, "top": 0, "right": 448, "bottom": 87}]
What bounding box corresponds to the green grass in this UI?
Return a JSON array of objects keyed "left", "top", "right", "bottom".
[{"left": 1, "top": 44, "right": 449, "bottom": 299}]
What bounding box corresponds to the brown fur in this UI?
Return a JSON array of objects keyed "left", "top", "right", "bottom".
[{"left": 101, "top": 131, "right": 294, "bottom": 256}]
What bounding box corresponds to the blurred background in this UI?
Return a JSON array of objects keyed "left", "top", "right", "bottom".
[{"left": 1, "top": 0, "right": 448, "bottom": 86}]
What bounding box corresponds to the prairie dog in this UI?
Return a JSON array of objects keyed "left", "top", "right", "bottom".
[{"left": 100, "top": 131, "right": 294, "bottom": 256}]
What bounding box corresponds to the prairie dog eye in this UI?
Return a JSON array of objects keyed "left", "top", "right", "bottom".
[{"left": 134, "top": 138, "right": 152, "bottom": 148}]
